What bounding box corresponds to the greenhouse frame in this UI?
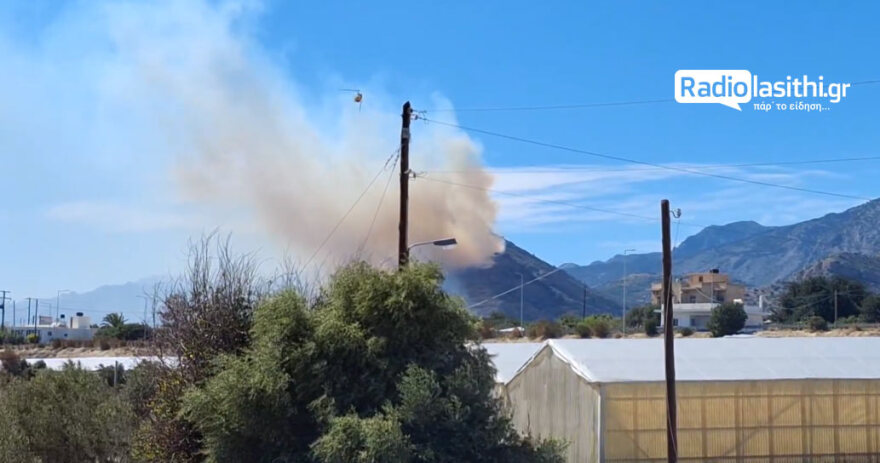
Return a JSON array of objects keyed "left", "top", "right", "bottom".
[{"left": 496, "top": 337, "right": 880, "bottom": 462}]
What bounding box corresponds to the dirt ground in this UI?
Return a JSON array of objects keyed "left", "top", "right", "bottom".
[{"left": 4, "top": 345, "right": 157, "bottom": 358}]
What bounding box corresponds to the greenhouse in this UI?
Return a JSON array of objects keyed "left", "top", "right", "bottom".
[{"left": 499, "top": 337, "right": 880, "bottom": 462}]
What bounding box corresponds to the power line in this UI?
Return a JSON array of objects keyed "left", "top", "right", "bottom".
[
  {"left": 420, "top": 155, "right": 880, "bottom": 175},
  {"left": 303, "top": 150, "right": 399, "bottom": 270},
  {"left": 359, "top": 153, "right": 400, "bottom": 253},
  {"left": 467, "top": 267, "right": 567, "bottom": 309},
  {"left": 417, "top": 175, "right": 707, "bottom": 228},
  {"left": 418, "top": 79, "right": 880, "bottom": 114},
  {"left": 419, "top": 117, "right": 872, "bottom": 201},
  {"left": 420, "top": 98, "right": 673, "bottom": 113}
]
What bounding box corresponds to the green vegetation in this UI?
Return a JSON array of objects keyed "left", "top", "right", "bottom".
[
  {"left": 178, "top": 263, "right": 562, "bottom": 462},
  {"left": 0, "top": 252, "right": 564, "bottom": 462},
  {"left": 526, "top": 320, "right": 564, "bottom": 339},
  {"left": 644, "top": 318, "right": 659, "bottom": 336},
  {"left": 626, "top": 304, "right": 661, "bottom": 330},
  {"left": 708, "top": 302, "right": 748, "bottom": 337},
  {"left": 774, "top": 277, "right": 867, "bottom": 323},
  {"left": 578, "top": 315, "right": 613, "bottom": 338},
  {"left": 807, "top": 316, "right": 829, "bottom": 332},
  {"left": 0, "top": 351, "right": 142, "bottom": 462},
  {"left": 679, "top": 327, "right": 695, "bottom": 337},
  {"left": 96, "top": 313, "right": 153, "bottom": 341}
]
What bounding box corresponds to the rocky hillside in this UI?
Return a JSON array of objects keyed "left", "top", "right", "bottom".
[
  {"left": 445, "top": 240, "right": 619, "bottom": 322},
  {"left": 564, "top": 199, "right": 880, "bottom": 296},
  {"left": 795, "top": 252, "right": 880, "bottom": 292}
]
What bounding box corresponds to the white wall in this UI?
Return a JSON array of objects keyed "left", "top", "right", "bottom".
[{"left": 505, "top": 346, "right": 601, "bottom": 463}]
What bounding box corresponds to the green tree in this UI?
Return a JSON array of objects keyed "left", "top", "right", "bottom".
[
  {"left": 775, "top": 276, "right": 866, "bottom": 323},
  {"left": 0, "top": 366, "right": 135, "bottom": 462},
  {"left": 181, "top": 262, "right": 563, "bottom": 463},
  {"left": 860, "top": 294, "right": 880, "bottom": 322},
  {"left": 708, "top": 302, "right": 748, "bottom": 337},
  {"left": 102, "top": 312, "right": 126, "bottom": 329},
  {"left": 626, "top": 304, "right": 660, "bottom": 329},
  {"left": 135, "top": 235, "right": 261, "bottom": 462}
]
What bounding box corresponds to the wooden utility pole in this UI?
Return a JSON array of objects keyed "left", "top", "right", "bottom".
[
  {"left": 661, "top": 199, "right": 678, "bottom": 463},
  {"left": 398, "top": 101, "right": 412, "bottom": 268}
]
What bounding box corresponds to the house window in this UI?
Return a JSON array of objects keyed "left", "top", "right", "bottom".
[
  {"left": 689, "top": 295, "right": 696, "bottom": 303},
  {"left": 47, "top": 331, "right": 52, "bottom": 337},
  {"left": 698, "top": 276, "right": 703, "bottom": 282},
  {"left": 672, "top": 319, "right": 679, "bottom": 326}
]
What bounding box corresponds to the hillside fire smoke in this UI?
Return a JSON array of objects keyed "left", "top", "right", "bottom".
[{"left": 107, "top": 2, "right": 508, "bottom": 269}]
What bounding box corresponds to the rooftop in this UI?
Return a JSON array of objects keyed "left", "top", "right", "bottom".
[
  {"left": 492, "top": 337, "right": 880, "bottom": 385},
  {"left": 482, "top": 342, "right": 543, "bottom": 383}
]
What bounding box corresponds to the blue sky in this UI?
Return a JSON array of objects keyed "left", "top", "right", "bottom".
[{"left": 1, "top": 0, "right": 879, "bottom": 309}]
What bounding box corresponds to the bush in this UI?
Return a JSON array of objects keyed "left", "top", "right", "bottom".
[
  {"left": 557, "top": 313, "right": 581, "bottom": 333},
  {"left": 807, "top": 316, "right": 828, "bottom": 332},
  {"left": 477, "top": 321, "right": 495, "bottom": 340},
  {"left": 0, "top": 366, "right": 136, "bottom": 461},
  {"left": 179, "top": 262, "right": 563, "bottom": 462},
  {"left": 574, "top": 320, "right": 592, "bottom": 338},
  {"left": 644, "top": 318, "right": 658, "bottom": 336},
  {"left": 708, "top": 303, "right": 747, "bottom": 337},
  {"left": 25, "top": 334, "right": 39, "bottom": 344},
  {"left": 679, "top": 327, "right": 695, "bottom": 337},
  {"left": 50, "top": 339, "right": 62, "bottom": 349},
  {"left": 527, "top": 320, "right": 563, "bottom": 339},
  {"left": 583, "top": 316, "right": 611, "bottom": 339}
]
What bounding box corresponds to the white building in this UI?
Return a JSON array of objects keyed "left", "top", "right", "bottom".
[
  {"left": 490, "top": 338, "right": 880, "bottom": 462},
  {"left": 660, "top": 301, "right": 766, "bottom": 330},
  {"left": 11, "top": 312, "right": 96, "bottom": 342}
]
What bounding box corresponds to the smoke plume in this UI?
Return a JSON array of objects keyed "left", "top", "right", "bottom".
[{"left": 106, "top": 1, "right": 505, "bottom": 269}]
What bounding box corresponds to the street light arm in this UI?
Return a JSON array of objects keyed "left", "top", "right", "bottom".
[{"left": 407, "top": 237, "right": 457, "bottom": 252}]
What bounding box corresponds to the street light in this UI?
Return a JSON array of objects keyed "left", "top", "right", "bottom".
[
  {"left": 622, "top": 249, "right": 636, "bottom": 335},
  {"left": 56, "top": 289, "right": 72, "bottom": 321},
  {"left": 407, "top": 237, "right": 457, "bottom": 252}
]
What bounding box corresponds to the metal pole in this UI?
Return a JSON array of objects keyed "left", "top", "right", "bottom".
[
  {"left": 834, "top": 289, "right": 838, "bottom": 324},
  {"left": 514, "top": 273, "right": 525, "bottom": 327},
  {"left": 661, "top": 199, "right": 678, "bottom": 463},
  {"left": 398, "top": 101, "right": 412, "bottom": 269},
  {"left": 582, "top": 284, "right": 587, "bottom": 319},
  {"left": 0, "top": 290, "right": 7, "bottom": 331}
]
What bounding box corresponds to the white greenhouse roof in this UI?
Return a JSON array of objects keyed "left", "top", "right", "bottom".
[
  {"left": 482, "top": 342, "right": 543, "bottom": 384},
  {"left": 25, "top": 356, "right": 164, "bottom": 371},
  {"left": 522, "top": 337, "right": 880, "bottom": 384}
]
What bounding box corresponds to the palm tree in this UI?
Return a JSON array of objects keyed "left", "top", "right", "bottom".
[{"left": 101, "top": 312, "right": 126, "bottom": 329}]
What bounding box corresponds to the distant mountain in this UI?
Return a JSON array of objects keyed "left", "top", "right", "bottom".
[
  {"left": 795, "top": 252, "right": 880, "bottom": 292},
  {"left": 11, "top": 277, "right": 163, "bottom": 327},
  {"left": 593, "top": 273, "right": 656, "bottom": 308},
  {"left": 564, "top": 199, "right": 880, "bottom": 297},
  {"left": 445, "top": 240, "right": 619, "bottom": 322}
]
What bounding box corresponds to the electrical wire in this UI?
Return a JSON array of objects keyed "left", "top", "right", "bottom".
[
  {"left": 419, "top": 175, "right": 708, "bottom": 229},
  {"left": 419, "top": 117, "right": 872, "bottom": 201},
  {"left": 303, "top": 150, "right": 399, "bottom": 270},
  {"left": 419, "top": 79, "right": 880, "bottom": 114},
  {"left": 420, "top": 98, "right": 673, "bottom": 113},
  {"left": 467, "top": 267, "right": 567, "bottom": 309},
  {"left": 421, "top": 155, "right": 880, "bottom": 175},
  {"left": 358, "top": 153, "right": 400, "bottom": 254}
]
